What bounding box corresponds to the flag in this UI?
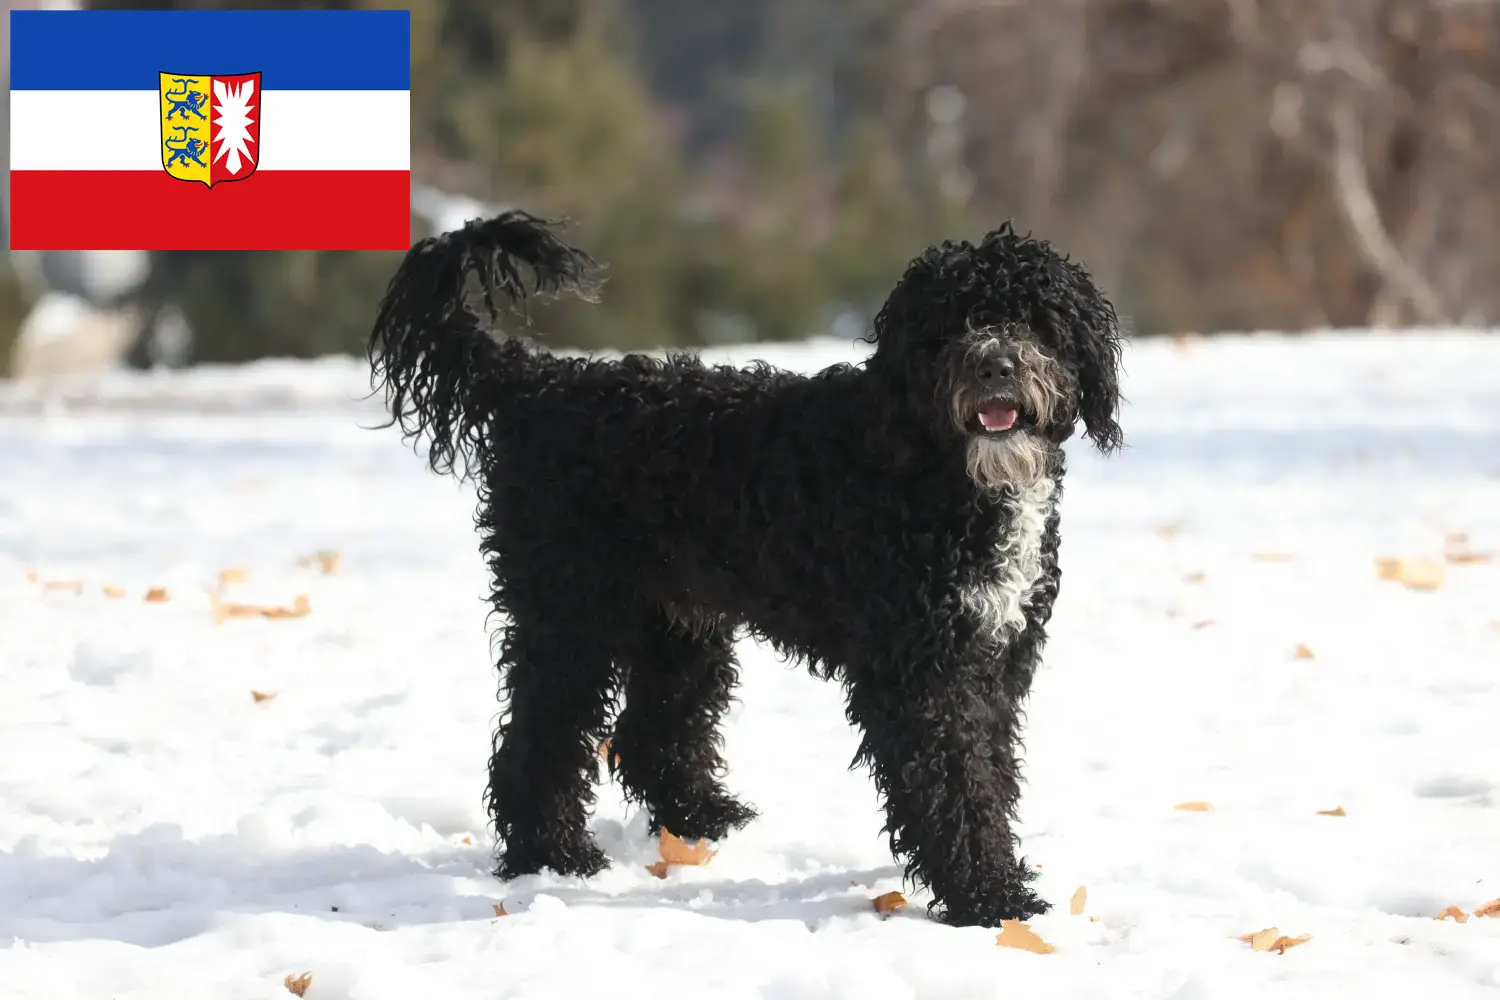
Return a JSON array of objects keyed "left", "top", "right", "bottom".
[{"left": 8, "top": 9, "right": 411, "bottom": 251}]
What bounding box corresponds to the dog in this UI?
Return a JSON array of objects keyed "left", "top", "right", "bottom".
[{"left": 368, "top": 210, "right": 1122, "bottom": 928}]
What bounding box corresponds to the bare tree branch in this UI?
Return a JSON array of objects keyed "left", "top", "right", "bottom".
[
  {"left": 1297, "top": 41, "right": 1386, "bottom": 89},
  {"left": 1019, "top": 0, "right": 1087, "bottom": 228},
  {"left": 1328, "top": 101, "right": 1447, "bottom": 324}
]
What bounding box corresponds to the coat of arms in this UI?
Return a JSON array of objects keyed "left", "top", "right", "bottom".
[{"left": 159, "top": 72, "right": 261, "bottom": 187}]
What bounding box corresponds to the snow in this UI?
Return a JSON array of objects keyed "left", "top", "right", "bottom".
[{"left": 1, "top": 330, "right": 1499, "bottom": 999}]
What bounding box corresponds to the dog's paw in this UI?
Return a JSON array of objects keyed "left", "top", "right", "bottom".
[
  {"left": 496, "top": 839, "right": 612, "bottom": 881},
  {"left": 695, "top": 793, "right": 760, "bottom": 839},
  {"left": 933, "top": 872, "right": 1051, "bottom": 928},
  {"left": 652, "top": 792, "right": 759, "bottom": 842},
  {"left": 936, "top": 894, "right": 1051, "bottom": 929}
]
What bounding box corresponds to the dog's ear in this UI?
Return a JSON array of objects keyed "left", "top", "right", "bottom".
[{"left": 1072, "top": 300, "right": 1123, "bottom": 453}]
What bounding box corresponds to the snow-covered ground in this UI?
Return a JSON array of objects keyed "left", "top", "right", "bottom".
[{"left": 1, "top": 331, "right": 1498, "bottom": 1000}]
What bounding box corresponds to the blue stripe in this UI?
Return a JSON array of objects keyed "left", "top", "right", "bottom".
[{"left": 9, "top": 9, "right": 409, "bottom": 91}]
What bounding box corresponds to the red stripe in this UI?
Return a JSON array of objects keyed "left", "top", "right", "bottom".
[{"left": 9, "top": 170, "right": 411, "bottom": 251}]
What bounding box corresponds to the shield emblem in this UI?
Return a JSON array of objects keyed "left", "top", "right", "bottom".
[{"left": 159, "top": 72, "right": 261, "bottom": 187}]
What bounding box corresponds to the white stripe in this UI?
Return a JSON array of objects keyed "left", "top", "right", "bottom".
[{"left": 10, "top": 89, "right": 410, "bottom": 171}]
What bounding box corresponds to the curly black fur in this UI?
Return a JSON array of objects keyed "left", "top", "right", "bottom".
[{"left": 368, "top": 210, "right": 1122, "bottom": 928}]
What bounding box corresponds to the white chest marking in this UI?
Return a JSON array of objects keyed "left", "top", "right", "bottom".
[{"left": 963, "top": 476, "right": 1056, "bottom": 640}]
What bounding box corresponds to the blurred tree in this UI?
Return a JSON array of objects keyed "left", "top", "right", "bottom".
[
  {"left": 79, "top": 0, "right": 1000, "bottom": 363},
  {"left": 0, "top": 260, "right": 31, "bottom": 377},
  {"left": 87, "top": 0, "right": 413, "bottom": 363},
  {"left": 831, "top": 0, "right": 1500, "bottom": 334},
  {"left": 67, "top": 0, "right": 1500, "bottom": 364},
  {"left": 618, "top": 0, "right": 781, "bottom": 154},
  {"left": 713, "top": 87, "right": 830, "bottom": 341},
  {"left": 89, "top": 0, "right": 729, "bottom": 358},
  {"left": 441, "top": 2, "right": 723, "bottom": 350},
  {"left": 133, "top": 247, "right": 407, "bottom": 363},
  {"left": 823, "top": 121, "right": 965, "bottom": 320}
]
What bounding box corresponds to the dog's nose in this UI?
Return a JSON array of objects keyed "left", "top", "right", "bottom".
[{"left": 975, "top": 353, "right": 1016, "bottom": 388}]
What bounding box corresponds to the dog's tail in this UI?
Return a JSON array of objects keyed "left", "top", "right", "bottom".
[{"left": 368, "top": 211, "right": 597, "bottom": 480}]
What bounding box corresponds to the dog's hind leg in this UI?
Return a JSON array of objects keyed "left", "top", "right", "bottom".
[
  {"left": 608, "top": 609, "right": 758, "bottom": 841},
  {"left": 844, "top": 628, "right": 1049, "bottom": 928},
  {"left": 485, "top": 589, "right": 621, "bottom": 881}
]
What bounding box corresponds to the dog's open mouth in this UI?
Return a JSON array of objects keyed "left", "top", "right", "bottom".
[{"left": 975, "top": 397, "right": 1020, "bottom": 433}]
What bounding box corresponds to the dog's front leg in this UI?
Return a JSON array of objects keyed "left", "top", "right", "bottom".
[{"left": 844, "top": 637, "right": 1048, "bottom": 928}]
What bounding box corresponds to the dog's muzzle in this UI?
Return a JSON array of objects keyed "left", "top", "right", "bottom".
[{"left": 972, "top": 348, "right": 1022, "bottom": 434}]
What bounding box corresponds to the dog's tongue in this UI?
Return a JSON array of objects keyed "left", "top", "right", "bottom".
[{"left": 978, "top": 400, "right": 1018, "bottom": 431}]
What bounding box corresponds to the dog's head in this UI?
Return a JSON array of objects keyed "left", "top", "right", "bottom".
[{"left": 867, "top": 221, "right": 1123, "bottom": 491}]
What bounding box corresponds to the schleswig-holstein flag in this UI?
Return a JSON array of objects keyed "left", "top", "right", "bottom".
[{"left": 8, "top": 9, "right": 410, "bottom": 251}]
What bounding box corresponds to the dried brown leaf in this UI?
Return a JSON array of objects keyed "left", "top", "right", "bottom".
[
  {"left": 658, "top": 828, "right": 716, "bottom": 867},
  {"left": 1294, "top": 644, "right": 1315, "bottom": 660},
  {"left": 24, "top": 570, "right": 38, "bottom": 584},
  {"left": 1174, "top": 801, "right": 1215, "bottom": 812},
  {"left": 1069, "top": 886, "right": 1087, "bottom": 915},
  {"left": 461, "top": 835, "right": 473, "bottom": 845},
  {"left": 644, "top": 860, "right": 671, "bottom": 879},
  {"left": 214, "top": 601, "right": 263, "bottom": 622},
  {"left": 1442, "top": 533, "right": 1494, "bottom": 564},
  {"left": 261, "top": 595, "right": 311, "bottom": 620},
  {"left": 284, "top": 972, "right": 313, "bottom": 997},
  {"left": 298, "top": 550, "right": 340, "bottom": 575},
  {"left": 872, "top": 891, "right": 907, "bottom": 913},
  {"left": 996, "top": 920, "right": 1056, "bottom": 954},
  {"left": 1241, "top": 927, "right": 1280, "bottom": 951},
  {"left": 1191, "top": 619, "right": 1216, "bottom": 630},
  {"left": 251, "top": 690, "right": 276, "bottom": 704},
  {"left": 492, "top": 902, "right": 508, "bottom": 917},
  {"left": 1475, "top": 898, "right": 1500, "bottom": 918},
  {"left": 1435, "top": 905, "right": 1469, "bottom": 924},
  {"left": 102, "top": 585, "right": 127, "bottom": 599},
  {"left": 211, "top": 593, "right": 246, "bottom": 621},
  {"left": 144, "top": 587, "right": 170, "bottom": 603},
  {"left": 597, "top": 739, "right": 621, "bottom": 768},
  {"left": 1374, "top": 557, "right": 1443, "bottom": 590},
  {"left": 1240, "top": 928, "right": 1310, "bottom": 953},
  {"left": 1316, "top": 805, "right": 1346, "bottom": 817}
]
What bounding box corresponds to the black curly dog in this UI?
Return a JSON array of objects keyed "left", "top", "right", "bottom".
[{"left": 368, "top": 210, "right": 1122, "bottom": 927}]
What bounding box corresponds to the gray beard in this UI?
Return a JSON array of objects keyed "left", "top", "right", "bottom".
[{"left": 966, "top": 433, "right": 1049, "bottom": 494}]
